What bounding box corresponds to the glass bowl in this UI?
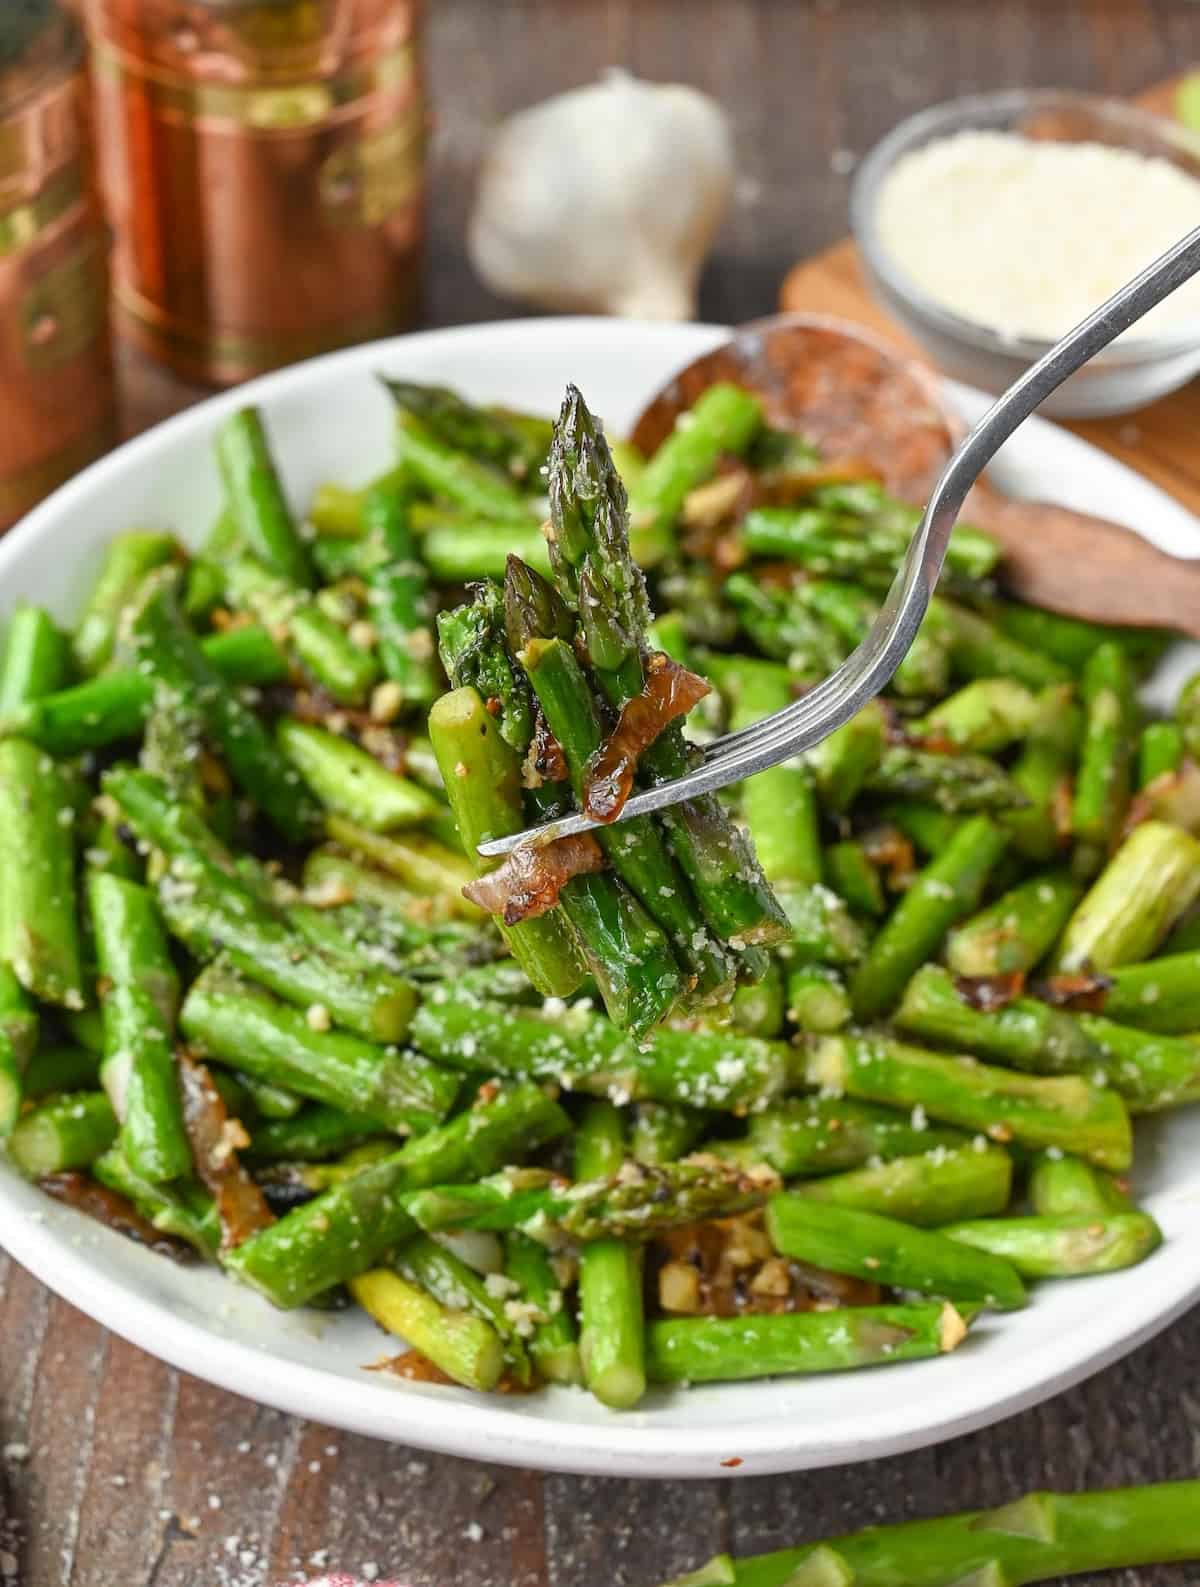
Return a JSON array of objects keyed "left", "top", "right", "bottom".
[{"left": 850, "top": 90, "right": 1200, "bottom": 418}]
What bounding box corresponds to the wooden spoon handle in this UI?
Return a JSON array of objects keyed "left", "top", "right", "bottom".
[{"left": 966, "top": 484, "right": 1200, "bottom": 640}]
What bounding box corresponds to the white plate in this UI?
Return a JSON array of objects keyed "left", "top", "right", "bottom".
[{"left": 2, "top": 317, "right": 1199, "bottom": 1480}]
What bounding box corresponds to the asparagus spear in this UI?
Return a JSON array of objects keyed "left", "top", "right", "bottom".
[
  {"left": 1028, "top": 1152, "right": 1131, "bottom": 1217},
  {"left": 712, "top": 1096, "right": 969, "bottom": 1178},
  {"left": 93, "top": 1144, "right": 219, "bottom": 1257},
  {"left": 806, "top": 1032, "right": 1133, "bottom": 1170},
  {"left": 0, "top": 739, "right": 85, "bottom": 1009},
  {"left": 325, "top": 819, "right": 485, "bottom": 917},
  {"left": 0, "top": 625, "right": 287, "bottom": 756},
  {"left": 766, "top": 1195, "right": 1027, "bottom": 1309},
  {"left": 1139, "top": 720, "right": 1184, "bottom": 788},
  {"left": 669, "top": 1482, "right": 1200, "bottom": 1587},
  {"left": 543, "top": 388, "right": 788, "bottom": 950},
  {"left": 126, "top": 570, "right": 318, "bottom": 844},
  {"left": 90, "top": 872, "right": 191, "bottom": 1185},
  {"left": 72, "top": 532, "right": 178, "bottom": 676},
  {"left": 349, "top": 1268, "right": 505, "bottom": 1392},
  {"left": 404, "top": 1155, "right": 774, "bottom": 1241},
  {"left": 629, "top": 1101, "right": 707, "bottom": 1166},
  {"left": 278, "top": 720, "right": 439, "bottom": 832},
  {"left": 864, "top": 746, "right": 1028, "bottom": 812},
  {"left": 877, "top": 800, "right": 962, "bottom": 858},
  {"left": 939, "top": 599, "right": 1071, "bottom": 690},
  {"left": 1098, "top": 950, "right": 1200, "bottom": 1033},
  {"left": 7, "top": 1091, "right": 118, "bottom": 1178},
  {"left": 1004, "top": 683, "right": 1080, "bottom": 862},
  {"left": 180, "top": 961, "right": 457, "bottom": 1135},
  {"left": 216, "top": 408, "right": 314, "bottom": 588},
  {"left": 944, "top": 869, "right": 1081, "bottom": 978},
  {"left": 1052, "top": 821, "right": 1200, "bottom": 972},
  {"left": 791, "top": 1144, "right": 1013, "bottom": 1228},
  {"left": 646, "top": 1303, "right": 970, "bottom": 1385},
  {"left": 395, "top": 411, "right": 536, "bottom": 526},
  {"left": 0, "top": 605, "right": 71, "bottom": 713},
  {"left": 575, "top": 1100, "right": 646, "bottom": 1410},
  {"left": 224, "top": 552, "right": 378, "bottom": 706},
  {"left": 942, "top": 1212, "right": 1162, "bottom": 1278},
  {"left": 384, "top": 379, "right": 553, "bottom": 482},
  {"left": 724, "top": 573, "right": 846, "bottom": 683},
  {"left": 1072, "top": 641, "right": 1136, "bottom": 853},
  {"left": 896, "top": 964, "right": 1104, "bottom": 1075},
  {"left": 360, "top": 478, "right": 439, "bottom": 706},
  {"left": 503, "top": 1231, "right": 582, "bottom": 1386},
  {"left": 395, "top": 1233, "right": 532, "bottom": 1384},
  {"left": 806, "top": 702, "right": 888, "bottom": 814},
  {"left": 913, "top": 678, "right": 1040, "bottom": 754},
  {"left": 225, "top": 1081, "right": 569, "bottom": 1307},
  {"left": 410, "top": 986, "right": 803, "bottom": 1112},
  {"left": 0, "top": 963, "right": 37, "bottom": 1136},
  {"left": 850, "top": 816, "right": 1006, "bottom": 1021},
  {"left": 786, "top": 966, "right": 852, "bottom": 1033},
  {"left": 423, "top": 519, "right": 553, "bottom": 582},
  {"left": 628, "top": 383, "right": 762, "bottom": 566}
]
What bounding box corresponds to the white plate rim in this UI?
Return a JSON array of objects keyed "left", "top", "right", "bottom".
[{"left": 1, "top": 315, "right": 1198, "bottom": 1479}]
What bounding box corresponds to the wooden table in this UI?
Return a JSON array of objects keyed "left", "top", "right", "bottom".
[{"left": 3, "top": 4, "right": 1199, "bottom": 1583}]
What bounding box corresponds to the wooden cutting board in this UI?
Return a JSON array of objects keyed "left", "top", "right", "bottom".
[{"left": 778, "top": 75, "right": 1200, "bottom": 516}]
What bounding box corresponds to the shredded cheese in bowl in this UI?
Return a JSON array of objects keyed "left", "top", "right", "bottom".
[{"left": 874, "top": 129, "right": 1200, "bottom": 345}]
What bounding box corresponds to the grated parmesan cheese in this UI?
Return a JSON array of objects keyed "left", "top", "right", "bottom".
[{"left": 875, "top": 130, "right": 1200, "bottom": 343}]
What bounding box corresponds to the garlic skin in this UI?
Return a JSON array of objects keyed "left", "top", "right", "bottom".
[{"left": 469, "top": 71, "right": 735, "bottom": 321}]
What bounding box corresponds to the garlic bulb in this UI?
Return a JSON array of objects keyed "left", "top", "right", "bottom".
[{"left": 469, "top": 71, "right": 735, "bottom": 321}]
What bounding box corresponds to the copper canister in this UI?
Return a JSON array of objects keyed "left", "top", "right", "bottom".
[
  {"left": 84, "top": 0, "right": 426, "bottom": 386},
  {"left": 0, "top": 3, "right": 116, "bottom": 532}
]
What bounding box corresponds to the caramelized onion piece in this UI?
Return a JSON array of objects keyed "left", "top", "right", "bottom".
[
  {"left": 178, "top": 1054, "right": 274, "bottom": 1251},
  {"left": 463, "top": 833, "right": 606, "bottom": 925},
  {"left": 954, "top": 972, "right": 1026, "bottom": 1012},
  {"left": 583, "top": 653, "right": 711, "bottom": 823},
  {"left": 1032, "top": 972, "right": 1113, "bottom": 1013},
  {"left": 39, "top": 1172, "right": 195, "bottom": 1263}
]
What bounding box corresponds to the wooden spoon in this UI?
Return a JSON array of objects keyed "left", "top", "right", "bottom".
[{"left": 631, "top": 314, "right": 1200, "bottom": 639}]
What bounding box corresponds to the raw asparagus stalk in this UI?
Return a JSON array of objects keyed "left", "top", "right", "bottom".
[
  {"left": 0, "top": 739, "right": 85, "bottom": 1009},
  {"left": 410, "top": 987, "right": 803, "bottom": 1112},
  {"left": 72, "top": 531, "right": 178, "bottom": 675},
  {"left": 806, "top": 1031, "right": 1133, "bottom": 1170},
  {"left": 575, "top": 1100, "right": 646, "bottom": 1410},
  {"left": 1052, "top": 820, "right": 1200, "bottom": 972},
  {"left": 180, "top": 961, "right": 458, "bottom": 1135},
  {"left": 0, "top": 625, "right": 287, "bottom": 756},
  {"left": 225, "top": 1081, "right": 569, "bottom": 1307},
  {"left": 349, "top": 1268, "right": 505, "bottom": 1392},
  {"left": 712, "top": 1096, "right": 970, "bottom": 1178},
  {"left": 7, "top": 1091, "right": 118, "bottom": 1178},
  {"left": 766, "top": 1195, "right": 1027, "bottom": 1310},
  {"left": 216, "top": 408, "right": 314, "bottom": 587},
  {"left": 1029, "top": 1152, "right": 1131, "bottom": 1218},
  {"left": 503, "top": 1231, "right": 582, "bottom": 1386},
  {"left": 90, "top": 872, "right": 191, "bottom": 1184},
  {"left": 942, "top": 1212, "right": 1162, "bottom": 1277},
  {"left": 850, "top": 816, "right": 1006, "bottom": 1021},
  {"left": 791, "top": 1144, "right": 1013, "bottom": 1227},
  {"left": 628, "top": 383, "right": 762, "bottom": 566},
  {"left": 944, "top": 869, "right": 1081, "bottom": 978},
  {"left": 672, "top": 1482, "right": 1200, "bottom": 1587},
  {"left": 0, "top": 604, "right": 71, "bottom": 713},
  {"left": 645, "top": 1302, "right": 971, "bottom": 1385}
]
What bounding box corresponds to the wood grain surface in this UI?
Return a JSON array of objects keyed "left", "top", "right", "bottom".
[{"left": 4, "top": 4, "right": 1200, "bottom": 1584}]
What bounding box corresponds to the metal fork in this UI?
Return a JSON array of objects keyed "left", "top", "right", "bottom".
[{"left": 479, "top": 223, "right": 1200, "bottom": 860}]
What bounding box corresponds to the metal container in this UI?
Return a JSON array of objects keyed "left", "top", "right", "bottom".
[
  {"left": 84, "top": 0, "right": 426, "bottom": 386},
  {"left": 0, "top": 2, "right": 115, "bottom": 532}
]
